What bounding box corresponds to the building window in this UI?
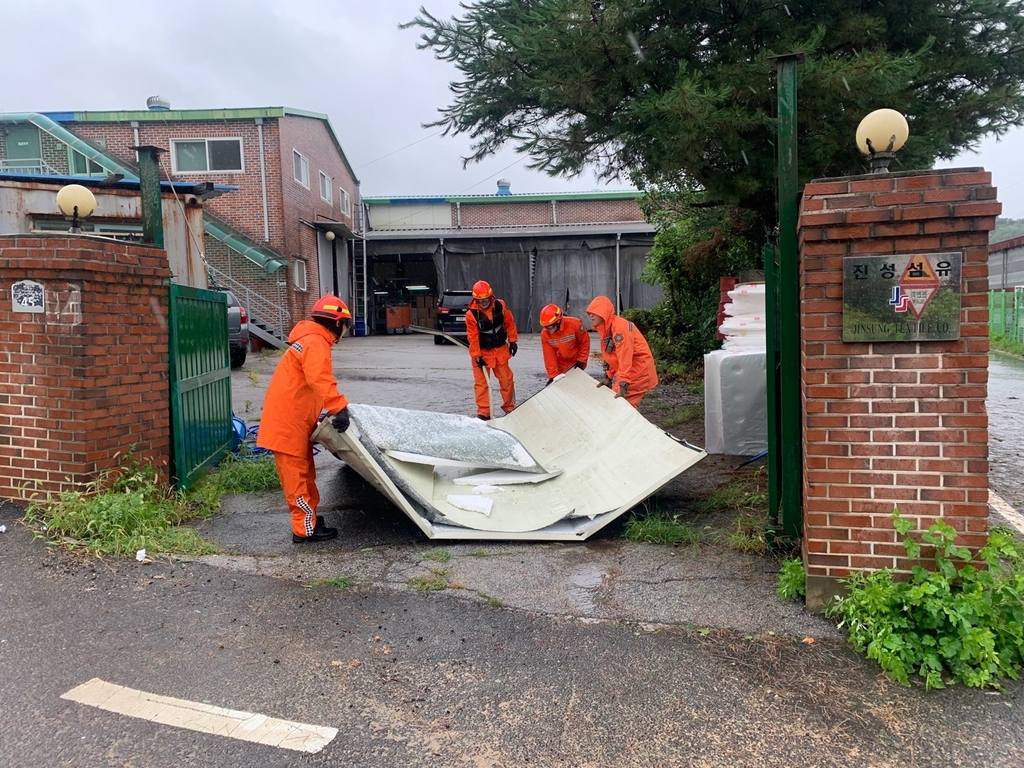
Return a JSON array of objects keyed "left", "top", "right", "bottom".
[
  {"left": 294, "top": 258, "right": 308, "bottom": 291},
  {"left": 293, "top": 151, "right": 309, "bottom": 188},
  {"left": 319, "top": 171, "right": 333, "bottom": 204},
  {"left": 69, "top": 149, "right": 105, "bottom": 177},
  {"left": 171, "top": 138, "right": 243, "bottom": 173},
  {"left": 341, "top": 189, "right": 351, "bottom": 216}
]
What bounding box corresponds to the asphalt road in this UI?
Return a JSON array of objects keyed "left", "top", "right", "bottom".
[{"left": 1, "top": 334, "right": 1022, "bottom": 766}]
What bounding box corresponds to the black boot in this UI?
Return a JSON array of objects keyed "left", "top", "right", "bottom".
[{"left": 293, "top": 519, "right": 338, "bottom": 543}]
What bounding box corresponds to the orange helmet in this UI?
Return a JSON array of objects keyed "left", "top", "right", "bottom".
[
  {"left": 539, "top": 304, "right": 563, "bottom": 327},
  {"left": 311, "top": 295, "right": 352, "bottom": 323},
  {"left": 472, "top": 280, "right": 493, "bottom": 300}
]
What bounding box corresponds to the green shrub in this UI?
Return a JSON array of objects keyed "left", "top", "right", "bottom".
[
  {"left": 24, "top": 453, "right": 217, "bottom": 558},
  {"left": 776, "top": 558, "right": 806, "bottom": 601},
  {"left": 826, "top": 510, "right": 1024, "bottom": 690}
]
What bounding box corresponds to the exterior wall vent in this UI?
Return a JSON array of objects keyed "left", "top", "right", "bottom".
[{"left": 146, "top": 96, "right": 171, "bottom": 111}]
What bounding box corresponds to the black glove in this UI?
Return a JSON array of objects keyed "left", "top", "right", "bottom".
[
  {"left": 509, "top": 342, "right": 518, "bottom": 357},
  {"left": 574, "top": 361, "right": 586, "bottom": 370},
  {"left": 545, "top": 378, "right": 554, "bottom": 387},
  {"left": 475, "top": 357, "right": 487, "bottom": 368},
  {"left": 596, "top": 376, "right": 612, "bottom": 389},
  {"left": 332, "top": 407, "right": 350, "bottom": 433},
  {"left": 615, "top": 382, "right": 629, "bottom": 399},
  {"left": 602, "top": 361, "right": 610, "bottom": 372}
]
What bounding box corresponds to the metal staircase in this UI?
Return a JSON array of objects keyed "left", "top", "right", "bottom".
[{"left": 208, "top": 266, "right": 289, "bottom": 349}]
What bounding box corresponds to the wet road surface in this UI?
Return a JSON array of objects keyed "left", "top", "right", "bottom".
[{"left": 989, "top": 352, "right": 1024, "bottom": 508}]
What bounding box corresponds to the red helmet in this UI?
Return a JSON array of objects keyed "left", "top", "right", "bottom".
[
  {"left": 539, "top": 304, "right": 563, "bottom": 327},
  {"left": 472, "top": 280, "right": 493, "bottom": 300},
  {"left": 311, "top": 295, "right": 352, "bottom": 323}
]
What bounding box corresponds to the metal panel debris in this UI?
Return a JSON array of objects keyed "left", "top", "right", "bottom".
[{"left": 312, "top": 368, "right": 706, "bottom": 540}]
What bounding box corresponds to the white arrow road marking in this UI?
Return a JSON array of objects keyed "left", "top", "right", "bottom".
[{"left": 61, "top": 678, "right": 337, "bottom": 754}]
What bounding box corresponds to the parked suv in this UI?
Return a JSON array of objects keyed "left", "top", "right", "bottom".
[
  {"left": 212, "top": 287, "right": 250, "bottom": 368},
  {"left": 434, "top": 290, "right": 474, "bottom": 345}
]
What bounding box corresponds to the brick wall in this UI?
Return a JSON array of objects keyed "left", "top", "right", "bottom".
[
  {"left": 455, "top": 197, "right": 644, "bottom": 228},
  {"left": 797, "top": 168, "right": 997, "bottom": 609},
  {"left": 0, "top": 234, "right": 171, "bottom": 500},
  {"left": 69, "top": 119, "right": 288, "bottom": 251}
]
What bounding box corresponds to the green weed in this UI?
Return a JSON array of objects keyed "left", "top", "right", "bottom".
[
  {"left": 246, "top": 369, "right": 260, "bottom": 386},
  {"left": 487, "top": 598, "right": 502, "bottom": 608},
  {"left": 186, "top": 452, "right": 279, "bottom": 513},
  {"left": 306, "top": 576, "right": 354, "bottom": 590},
  {"left": 723, "top": 512, "right": 769, "bottom": 555},
  {"left": 776, "top": 558, "right": 806, "bottom": 601},
  {"left": 624, "top": 504, "right": 703, "bottom": 546},
  {"left": 407, "top": 568, "right": 451, "bottom": 591},
  {"left": 423, "top": 549, "right": 452, "bottom": 562},
  {"left": 827, "top": 510, "right": 1024, "bottom": 690},
  {"left": 991, "top": 332, "right": 1024, "bottom": 357},
  {"left": 663, "top": 404, "right": 704, "bottom": 428},
  {"left": 23, "top": 452, "right": 218, "bottom": 558}
]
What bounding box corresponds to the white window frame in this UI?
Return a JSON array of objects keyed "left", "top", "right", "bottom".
[
  {"left": 341, "top": 188, "right": 351, "bottom": 216},
  {"left": 68, "top": 148, "right": 106, "bottom": 177},
  {"left": 293, "top": 150, "right": 309, "bottom": 188},
  {"left": 319, "top": 171, "right": 333, "bottom": 204},
  {"left": 294, "top": 258, "right": 308, "bottom": 291},
  {"left": 170, "top": 137, "right": 244, "bottom": 174}
]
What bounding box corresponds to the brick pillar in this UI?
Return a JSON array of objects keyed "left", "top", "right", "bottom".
[
  {"left": 797, "top": 168, "right": 997, "bottom": 611},
  {"left": 0, "top": 234, "right": 171, "bottom": 500}
]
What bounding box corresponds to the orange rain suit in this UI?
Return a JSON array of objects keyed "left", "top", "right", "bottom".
[
  {"left": 586, "top": 295, "right": 658, "bottom": 407},
  {"left": 540, "top": 315, "right": 590, "bottom": 378},
  {"left": 465, "top": 297, "right": 518, "bottom": 418},
  {"left": 256, "top": 320, "right": 349, "bottom": 538}
]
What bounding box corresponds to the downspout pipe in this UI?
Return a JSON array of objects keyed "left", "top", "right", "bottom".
[
  {"left": 256, "top": 118, "right": 270, "bottom": 242},
  {"left": 1, "top": 113, "right": 139, "bottom": 179},
  {"left": 615, "top": 232, "right": 621, "bottom": 314}
]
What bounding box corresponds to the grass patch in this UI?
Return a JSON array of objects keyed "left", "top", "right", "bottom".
[
  {"left": 306, "top": 576, "right": 354, "bottom": 590},
  {"left": 663, "top": 404, "right": 704, "bottom": 428},
  {"left": 487, "top": 598, "right": 502, "bottom": 608},
  {"left": 686, "top": 382, "right": 705, "bottom": 396},
  {"left": 23, "top": 453, "right": 219, "bottom": 558},
  {"left": 991, "top": 331, "right": 1024, "bottom": 357},
  {"left": 624, "top": 504, "right": 703, "bottom": 546},
  {"left": 246, "top": 369, "right": 260, "bottom": 386},
  {"left": 186, "top": 452, "right": 280, "bottom": 513},
  {"left": 407, "top": 567, "right": 451, "bottom": 591},
  {"left": 723, "top": 512, "right": 770, "bottom": 555},
  {"left": 423, "top": 548, "right": 452, "bottom": 562},
  {"left": 695, "top": 474, "right": 769, "bottom": 517}
]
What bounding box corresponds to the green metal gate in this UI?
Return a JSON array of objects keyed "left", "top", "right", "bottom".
[
  {"left": 168, "top": 284, "right": 234, "bottom": 490},
  {"left": 990, "top": 289, "right": 1024, "bottom": 345}
]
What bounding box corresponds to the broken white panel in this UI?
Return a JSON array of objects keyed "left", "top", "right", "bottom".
[
  {"left": 313, "top": 369, "right": 705, "bottom": 540},
  {"left": 348, "top": 404, "right": 544, "bottom": 473},
  {"left": 446, "top": 495, "right": 494, "bottom": 516},
  {"left": 451, "top": 469, "right": 563, "bottom": 486}
]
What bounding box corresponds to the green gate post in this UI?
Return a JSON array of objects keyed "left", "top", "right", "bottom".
[
  {"left": 768, "top": 53, "right": 804, "bottom": 541},
  {"left": 763, "top": 242, "right": 782, "bottom": 527},
  {"left": 134, "top": 145, "right": 165, "bottom": 248}
]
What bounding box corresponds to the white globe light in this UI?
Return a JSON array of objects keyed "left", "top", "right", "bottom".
[
  {"left": 55, "top": 184, "right": 98, "bottom": 218},
  {"left": 325, "top": 230, "right": 336, "bottom": 241},
  {"left": 856, "top": 109, "right": 909, "bottom": 156}
]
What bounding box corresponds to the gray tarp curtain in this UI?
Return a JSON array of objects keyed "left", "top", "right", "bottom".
[{"left": 442, "top": 236, "right": 661, "bottom": 332}]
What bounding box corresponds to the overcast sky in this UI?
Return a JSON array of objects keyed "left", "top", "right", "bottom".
[{"left": 2, "top": 0, "right": 1023, "bottom": 216}]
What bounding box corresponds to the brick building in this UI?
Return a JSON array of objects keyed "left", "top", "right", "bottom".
[
  {"left": 363, "top": 182, "right": 660, "bottom": 332},
  {"left": 0, "top": 101, "right": 361, "bottom": 343}
]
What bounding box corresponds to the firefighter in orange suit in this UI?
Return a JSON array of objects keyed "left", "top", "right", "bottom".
[
  {"left": 539, "top": 303, "right": 590, "bottom": 385},
  {"left": 465, "top": 280, "right": 518, "bottom": 419},
  {"left": 257, "top": 295, "right": 352, "bottom": 543},
  {"left": 585, "top": 295, "right": 658, "bottom": 407}
]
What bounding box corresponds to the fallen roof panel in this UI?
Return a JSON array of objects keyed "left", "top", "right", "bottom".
[{"left": 312, "top": 368, "right": 706, "bottom": 540}]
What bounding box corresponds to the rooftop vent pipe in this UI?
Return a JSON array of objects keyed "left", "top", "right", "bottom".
[
  {"left": 146, "top": 95, "right": 171, "bottom": 111},
  {"left": 496, "top": 179, "right": 512, "bottom": 196}
]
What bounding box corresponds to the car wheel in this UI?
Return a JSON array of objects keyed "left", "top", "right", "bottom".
[{"left": 230, "top": 348, "right": 246, "bottom": 369}]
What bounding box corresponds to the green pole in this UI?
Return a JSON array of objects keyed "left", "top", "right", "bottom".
[
  {"left": 763, "top": 242, "right": 781, "bottom": 530},
  {"left": 768, "top": 53, "right": 803, "bottom": 541},
  {"left": 134, "top": 145, "right": 165, "bottom": 249}
]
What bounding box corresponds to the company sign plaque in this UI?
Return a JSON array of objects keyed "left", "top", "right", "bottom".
[{"left": 842, "top": 252, "right": 962, "bottom": 342}]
